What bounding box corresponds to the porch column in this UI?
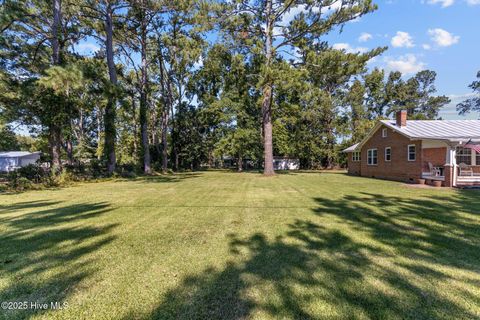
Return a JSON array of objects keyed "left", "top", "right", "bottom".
[{"left": 444, "top": 144, "right": 457, "bottom": 187}]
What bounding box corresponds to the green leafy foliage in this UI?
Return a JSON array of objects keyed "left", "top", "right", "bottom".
[
  {"left": 0, "top": 0, "right": 464, "bottom": 177},
  {"left": 457, "top": 71, "right": 480, "bottom": 116}
]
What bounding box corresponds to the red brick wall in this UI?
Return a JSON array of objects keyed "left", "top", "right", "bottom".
[
  {"left": 347, "top": 153, "right": 361, "bottom": 175},
  {"left": 422, "top": 147, "right": 446, "bottom": 171},
  {"left": 355, "top": 125, "right": 423, "bottom": 183}
]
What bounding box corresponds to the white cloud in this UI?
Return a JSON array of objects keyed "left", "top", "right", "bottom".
[
  {"left": 280, "top": 2, "right": 341, "bottom": 26},
  {"left": 321, "top": 1, "right": 342, "bottom": 14},
  {"left": 422, "top": 44, "right": 432, "bottom": 50},
  {"left": 428, "top": 28, "right": 459, "bottom": 47},
  {"left": 384, "top": 54, "right": 426, "bottom": 75},
  {"left": 391, "top": 31, "right": 415, "bottom": 48},
  {"left": 332, "top": 43, "right": 368, "bottom": 54},
  {"left": 358, "top": 32, "right": 373, "bottom": 42},
  {"left": 466, "top": 0, "right": 480, "bottom": 5},
  {"left": 349, "top": 16, "right": 362, "bottom": 23},
  {"left": 75, "top": 42, "right": 100, "bottom": 54},
  {"left": 426, "top": 0, "right": 455, "bottom": 7},
  {"left": 424, "top": 0, "right": 480, "bottom": 6}
]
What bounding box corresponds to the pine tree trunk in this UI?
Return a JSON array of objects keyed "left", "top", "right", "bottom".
[
  {"left": 131, "top": 94, "right": 138, "bottom": 157},
  {"left": 50, "top": 0, "right": 63, "bottom": 171},
  {"left": 158, "top": 48, "right": 171, "bottom": 174},
  {"left": 104, "top": 1, "right": 117, "bottom": 174},
  {"left": 171, "top": 96, "right": 179, "bottom": 171},
  {"left": 139, "top": 85, "right": 151, "bottom": 174},
  {"left": 262, "top": 0, "right": 275, "bottom": 175},
  {"left": 49, "top": 125, "right": 62, "bottom": 172},
  {"left": 262, "top": 85, "right": 274, "bottom": 175},
  {"left": 139, "top": 5, "right": 151, "bottom": 174},
  {"left": 66, "top": 139, "right": 73, "bottom": 165},
  {"left": 161, "top": 108, "right": 168, "bottom": 173},
  {"left": 96, "top": 106, "right": 103, "bottom": 160},
  {"left": 238, "top": 154, "right": 243, "bottom": 172}
]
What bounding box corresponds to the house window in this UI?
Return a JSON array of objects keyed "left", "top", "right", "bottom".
[
  {"left": 352, "top": 151, "right": 361, "bottom": 162},
  {"left": 385, "top": 147, "right": 391, "bottom": 162},
  {"left": 456, "top": 147, "right": 472, "bottom": 165},
  {"left": 382, "top": 128, "right": 388, "bottom": 138},
  {"left": 367, "top": 149, "right": 378, "bottom": 165},
  {"left": 408, "top": 145, "right": 416, "bottom": 161},
  {"left": 476, "top": 151, "right": 480, "bottom": 166}
]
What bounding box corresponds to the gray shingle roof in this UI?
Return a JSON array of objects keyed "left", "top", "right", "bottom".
[
  {"left": 0, "top": 151, "right": 41, "bottom": 158},
  {"left": 381, "top": 120, "right": 480, "bottom": 140}
]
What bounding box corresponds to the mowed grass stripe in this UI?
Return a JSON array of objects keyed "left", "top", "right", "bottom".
[{"left": 0, "top": 171, "right": 479, "bottom": 320}]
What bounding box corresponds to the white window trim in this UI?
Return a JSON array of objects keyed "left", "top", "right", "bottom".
[
  {"left": 407, "top": 144, "right": 416, "bottom": 162},
  {"left": 352, "top": 151, "right": 361, "bottom": 162},
  {"left": 367, "top": 148, "right": 378, "bottom": 166},
  {"left": 456, "top": 146, "right": 473, "bottom": 165},
  {"left": 382, "top": 128, "right": 387, "bottom": 138},
  {"left": 385, "top": 147, "right": 391, "bottom": 162}
]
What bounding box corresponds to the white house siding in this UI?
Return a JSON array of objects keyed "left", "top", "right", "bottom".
[
  {"left": 0, "top": 152, "right": 41, "bottom": 172},
  {"left": 0, "top": 157, "right": 18, "bottom": 172}
]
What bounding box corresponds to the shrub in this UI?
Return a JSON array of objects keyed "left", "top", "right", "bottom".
[
  {"left": 65, "top": 162, "right": 86, "bottom": 176},
  {"left": 8, "top": 177, "right": 33, "bottom": 191},
  {"left": 14, "top": 163, "right": 49, "bottom": 183},
  {"left": 118, "top": 171, "right": 135, "bottom": 178},
  {"left": 54, "top": 170, "right": 77, "bottom": 186},
  {"left": 88, "top": 159, "right": 106, "bottom": 178},
  {"left": 0, "top": 184, "right": 8, "bottom": 193}
]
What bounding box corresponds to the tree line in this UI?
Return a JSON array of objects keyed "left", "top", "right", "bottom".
[{"left": 1, "top": 0, "right": 475, "bottom": 176}]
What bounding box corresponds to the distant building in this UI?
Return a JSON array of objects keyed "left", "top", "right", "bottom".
[
  {"left": 0, "top": 151, "right": 41, "bottom": 172},
  {"left": 221, "top": 156, "right": 300, "bottom": 170},
  {"left": 273, "top": 157, "right": 300, "bottom": 170}
]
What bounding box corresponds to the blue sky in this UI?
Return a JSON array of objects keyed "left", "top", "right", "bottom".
[{"left": 324, "top": 0, "right": 480, "bottom": 119}]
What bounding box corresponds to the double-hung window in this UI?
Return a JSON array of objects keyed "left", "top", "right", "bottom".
[
  {"left": 408, "top": 144, "right": 416, "bottom": 161},
  {"left": 367, "top": 149, "right": 378, "bottom": 165},
  {"left": 456, "top": 147, "right": 472, "bottom": 165},
  {"left": 385, "top": 147, "right": 392, "bottom": 162},
  {"left": 352, "top": 151, "right": 361, "bottom": 162}
]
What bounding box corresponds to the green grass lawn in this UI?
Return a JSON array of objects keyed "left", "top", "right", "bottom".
[{"left": 1, "top": 171, "right": 479, "bottom": 320}]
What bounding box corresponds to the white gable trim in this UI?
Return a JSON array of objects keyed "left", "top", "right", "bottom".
[{"left": 354, "top": 122, "right": 415, "bottom": 152}]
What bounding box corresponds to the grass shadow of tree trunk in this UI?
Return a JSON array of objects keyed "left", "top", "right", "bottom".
[
  {"left": 0, "top": 201, "right": 118, "bottom": 319},
  {"left": 138, "top": 190, "right": 480, "bottom": 319}
]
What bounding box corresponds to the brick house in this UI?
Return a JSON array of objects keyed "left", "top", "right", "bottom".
[{"left": 344, "top": 111, "right": 480, "bottom": 187}]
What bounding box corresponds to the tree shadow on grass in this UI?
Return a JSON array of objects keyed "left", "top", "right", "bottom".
[
  {"left": 0, "top": 202, "right": 112, "bottom": 230},
  {"left": 313, "top": 191, "right": 480, "bottom": 271},
  {"left": 0, "top": 202, "right": 118, "bottom": 319},
  {"left": 137, "top": 191, "right": 480, "bottom": 320},
  {"left": 0, "top": 200, "right": 62, "bottom": 215},
  {"left": 116, "top": 172, "right": 203, "bottom": 184}
]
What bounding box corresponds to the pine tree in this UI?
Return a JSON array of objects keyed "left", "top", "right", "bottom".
[
  {"left": 223, "top": 0, "right": 377, "bottom": 175},
  {"left": 457, "top": 71, "right": 480, "bottom": 116}
]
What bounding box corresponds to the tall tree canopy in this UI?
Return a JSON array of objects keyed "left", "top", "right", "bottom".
[
  {"left": 222, "top": 0, "right": 378, "bottom": 175},
  {"left": 0, "top": 0, "right": 455, "bottom": 175},
  {"left": 457, "top": 71, "right": 480, "bottom": 116}
]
